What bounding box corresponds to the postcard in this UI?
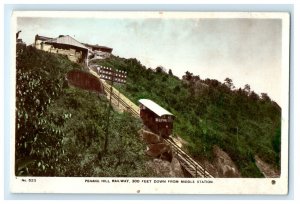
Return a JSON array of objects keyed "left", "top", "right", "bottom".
[{"left": 10, "top": 11, "right": 290, "bottom": 194}]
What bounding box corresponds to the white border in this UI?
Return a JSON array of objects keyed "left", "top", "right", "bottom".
[{"left": 10, "top": 11, "right": 290, "bottom": 194}]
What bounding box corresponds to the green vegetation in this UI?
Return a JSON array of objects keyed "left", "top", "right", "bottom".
[
  {"left": 94, "top": 56, "right": 281, "bottom": 177},
  {"left": 15, "top": 44, "right": 281, "bottom": 178},
  {"left": 15, "top": 45, "right": 153, "bottom": 177}
]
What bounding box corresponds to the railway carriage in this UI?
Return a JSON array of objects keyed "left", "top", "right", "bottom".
[{"left": 138, "top": 99, "right": 175, "bottom": 138}]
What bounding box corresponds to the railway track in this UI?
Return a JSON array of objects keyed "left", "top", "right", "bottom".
[
  {"left": 164, "top": 138, "right": 213, "bottom": 178},
  {"left": 88, "top": 65, "right": 214, "bottom": 178},
  {"left": 102, "top": 82, "right": 140, "bottom": 117}
]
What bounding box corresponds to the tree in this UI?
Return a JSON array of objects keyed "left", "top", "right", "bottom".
[
  {"left": 224, "top": 77, "right": 234, "bottom": 90},
  {"left": 193, "top": 75, "right": 200, "bottom": 82},
  {"left": 155, "top": 66, "right": 163, "bottom": 73},
  {"left": 15, "top": 45, "right": 73, "bottom": 176},
  {"left": 243, "top": 84, "right": 251, "bottom": 95},
  {"left": 183, "top": 71, "right": 193, "bottom": 81},
  {"left": 168, "top": 69, "right": 173, "bottom": 76},
  {"left": 261, "top": 93, "right": 271, "bottom": 102},
  {"left": 249, "top": 91, "right": 259, "bottom": 101},
  {"left": 156, "top": 66, "right": 166, "bottom": 73}
]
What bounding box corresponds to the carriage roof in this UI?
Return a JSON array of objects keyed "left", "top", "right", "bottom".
[{"left": 138, "top": 99, "right": 174, "bottom": 117}]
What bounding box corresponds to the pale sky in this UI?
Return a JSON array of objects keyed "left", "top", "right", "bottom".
[{"left": 17, "top": 17, "right": 282, "bottom": 105}]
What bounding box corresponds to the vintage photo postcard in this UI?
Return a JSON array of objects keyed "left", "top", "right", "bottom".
[{"left": 10, "top": 11, "right": 290, "bottom": 194}]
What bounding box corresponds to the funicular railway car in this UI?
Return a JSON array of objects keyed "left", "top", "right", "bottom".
[{"left": 138, "top": 99, "right": 175, "bottom": 138}]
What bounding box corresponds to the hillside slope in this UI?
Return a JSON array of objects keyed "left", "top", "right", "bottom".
[
  {"left": 15, "top": 45, "right": 154, "bottom": 177},
  {"left": 94, "top": 56, "right": 281, "bottom": 177}
]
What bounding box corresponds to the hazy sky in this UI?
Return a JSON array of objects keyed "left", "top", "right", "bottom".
[{"left": 17, "top": 17, "right": 282, "bottom": 105}]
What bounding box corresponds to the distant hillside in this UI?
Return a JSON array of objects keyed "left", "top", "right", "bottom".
[
  {"left": 15, "top": 45, "right": 153, "bottom": 176},
  {"left": 94, "top": 56, "right": 281, "bottom": 177}
]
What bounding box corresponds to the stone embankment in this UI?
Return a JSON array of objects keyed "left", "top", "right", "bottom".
[{"left": 139, "top": 129, "right": 184, "bottom": 177}]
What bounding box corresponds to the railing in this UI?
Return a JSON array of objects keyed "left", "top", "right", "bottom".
[{"left": 102, "top": 83, "right": 140, "bottom": 117}]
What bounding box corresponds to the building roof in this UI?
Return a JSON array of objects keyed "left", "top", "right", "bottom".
[
  {"left": 84, "top": 43, "right": 113, "bottom": 50},
  {"left": 35, "top": 34, "right": 111, "bottom": 53},
  {"left": 35, "top": 35, "right": 53, "bottom": 41},
  {"left": 139, "top": 99, "right": 174, "bottom": 117},
  {"left": 45, "top": 35, "right": 88, "bottom": 50},
  {"left": 83, "top": 43, "right": 113, "bottom": 53}
]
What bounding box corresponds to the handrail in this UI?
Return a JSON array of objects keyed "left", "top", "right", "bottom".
[{"left": 102, "top": 84, "right": 139, "bottom": 117}]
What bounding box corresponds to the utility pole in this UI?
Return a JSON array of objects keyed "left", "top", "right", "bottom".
[
  {"left": 236, "top": 126, "right": 239, "bottom": 144},
  {"left": 97, "top": 66, "right": 127, "bottom": 154}
]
